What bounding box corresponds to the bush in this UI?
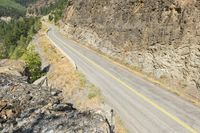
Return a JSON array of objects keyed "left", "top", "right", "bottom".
[
  {"left": 22, "top": 45, "right": 43, "bottom": 83},
  {"left": 88, "top": 85, "right": 101, "bottom": 99},
  {"left": 0, "top": 43, "right": 8, "bottom": 58}
]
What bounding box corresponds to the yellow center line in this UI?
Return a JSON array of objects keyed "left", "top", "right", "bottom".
[{"left": 50, "top": 29, "right": 197, "bottom": 133}]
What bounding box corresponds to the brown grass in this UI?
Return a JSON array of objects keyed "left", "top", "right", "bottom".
[
  {"left": 36, "top": 21, "right": 128, "bottom": 132},
  {"left": 35, "top": 22, "right": 102, "bottom": 109},
  {"left": 115, "top": 115, "right": 128, "bottom": 133}
]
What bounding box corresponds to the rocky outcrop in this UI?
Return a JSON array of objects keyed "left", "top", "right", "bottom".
[
  {"left": 0, "top": 59, "right": 26, "bottom": 76},
  {"left": 62, "top": 0, "right": 200, "bottom": 97},
  {"left": 0, "top": 60, "right": 111, "bottom": 133}
]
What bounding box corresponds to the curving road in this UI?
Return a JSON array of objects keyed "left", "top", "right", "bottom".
[{"left": 47, "top": 26, "right": 200, "bottom": 133}]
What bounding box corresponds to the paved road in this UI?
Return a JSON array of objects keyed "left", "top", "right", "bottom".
[{"left": 47, "top": 26, "right": 200, "bottom": 133}]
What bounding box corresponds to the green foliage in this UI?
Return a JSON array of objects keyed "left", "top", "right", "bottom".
[
  {"left": 0, "top": 17, "right": 41, "bottom": 59},
  {"left": 0, "top": 0, "right": 26, "bottom": 17},
  {"left": 40, "top": 0, "right": 68, "bottom": 23},
  {"left": 22, "top": 45, "right": 43, "bottom": 83},
  {"left": 0, "top": 43, "right": 8, "bottom": 58},
  {"left": 11, "top": 35, "right": 27, "bottom": 59},
  {"left": 88, "top": 85, "right": 101, "bottom": 99}
]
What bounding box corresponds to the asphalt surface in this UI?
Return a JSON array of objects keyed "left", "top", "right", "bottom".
[{"left": 47, "top": 26, "right": 200, "bottom": 133}]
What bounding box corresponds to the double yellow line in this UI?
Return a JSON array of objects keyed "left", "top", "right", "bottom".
[{"left": 50, "top": 29, "right": 198, "bottom": 133}]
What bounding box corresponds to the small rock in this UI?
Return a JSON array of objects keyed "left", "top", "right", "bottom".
[
  {"left": 52, "top": 104, "right": 71, "bottom": 112},
  {"left": 27, "top": 95, "right": 33, "bottom": 101},
  {"left": 34, "top": 109, "right": 41, "bottom": 114},
  {"left": 5, "top": 110, "right": 14, "bottom": 119},
  {"left": 51, "top": 91, "right": 57, "bottom": 96}
]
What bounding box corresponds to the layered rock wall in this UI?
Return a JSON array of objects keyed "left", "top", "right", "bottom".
[{"left": 62, "top": 0, "right": 200, "bottom": 97}]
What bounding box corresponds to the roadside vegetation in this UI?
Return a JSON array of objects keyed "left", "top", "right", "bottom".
[
  {"left": 88, "top": 84, "right": 101, "bottom": 100},
  {"left": 21, "top": 45, "right": 44, "bottom": 83}
]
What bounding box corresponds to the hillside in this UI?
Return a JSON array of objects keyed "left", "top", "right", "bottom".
[
  {"left": 0, "top": 0, "right": 26, "bottom": 17},
  {"left": 26, "top": 0, "right": 67, "bottom": 22},
  {"left": 61, "top": 0, "right": 200, "bottom": 99}
]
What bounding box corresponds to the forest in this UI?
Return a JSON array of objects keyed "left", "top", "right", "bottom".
[
  {"left": 0, "top": 0, "right": 39, "bottom": 18},
  {"left": 40, "top": 0, "right": 68, "bottom": 23},
  {"left": 0, "top": 0, "right": 26, "bottom": 18},
  {"left": 0, "top": 17, "right": 41, "bottom": 59},
  {"left": 0, "top": 0, "right": 68, "bottom": 59}
]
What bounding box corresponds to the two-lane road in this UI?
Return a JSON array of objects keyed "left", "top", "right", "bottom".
[{"left": 47, "top": 26, "right": 200, "bottom": 133}]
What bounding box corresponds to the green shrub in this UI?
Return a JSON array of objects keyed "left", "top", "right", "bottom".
[
  {"left": 0, "top": 43, "right": 8, "bottom": 58},
  {"left": 88, "top": 85, "right": 101, "bottom": 99},
  {"left": 22, "top": 45, "right": 43, "bottom": 83}
]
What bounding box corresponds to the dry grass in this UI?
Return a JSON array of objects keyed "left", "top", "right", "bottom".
[
  {"left": 36, "top": 22, "right": 128, "bottom": 132},
  {"left": 176, "top": 0, "right": 195, "bottom": 6},
  {"left": 115, "top": 115, "right": 128, "bottom": 133},
  {"left": 35, "top": 22, "right": 102, "bottom": 109}
]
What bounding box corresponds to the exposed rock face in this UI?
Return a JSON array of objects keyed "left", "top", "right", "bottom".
[
  {"left": 0, "top": 59, "right": 26, "bottom": 76},
  {"left": 0, "top": 60, "right": 110, "bottom": 133},
  {"left": 62, "top": 0, "right": 200, "bottom": 96}
]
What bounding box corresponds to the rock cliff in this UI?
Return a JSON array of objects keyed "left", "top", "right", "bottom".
[
  {"left": 62, "top": 0, "right": 200, "bottom": 98},
  {"left": 0, "top": 60, "right": 111, "bottom": 133}
]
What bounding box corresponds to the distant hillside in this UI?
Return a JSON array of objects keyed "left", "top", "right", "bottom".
[
  {"left": 26, "top": 0, "right": 62, "bottom": 15},
  {"left": 26, "top": 0, "right": 68, "bottom": 23},
  {"left": 0, "top": 0, "right": 26, "bottom": 17},
  {"left": 15, "top": 0, "right": 38, "bottom": 7}
]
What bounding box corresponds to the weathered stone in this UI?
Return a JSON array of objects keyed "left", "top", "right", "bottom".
[
  {"left": 0, "top": 60, "right": 111, "bottom": 133},
  {"left": 0, "top": 59, "right": 26, "bottom": 76},
  {"left": 33, "top": 75, "right": 48, "bottom": 87},
  {"left": 50, "top": 91, "right": 57, "bottom": 96}
]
